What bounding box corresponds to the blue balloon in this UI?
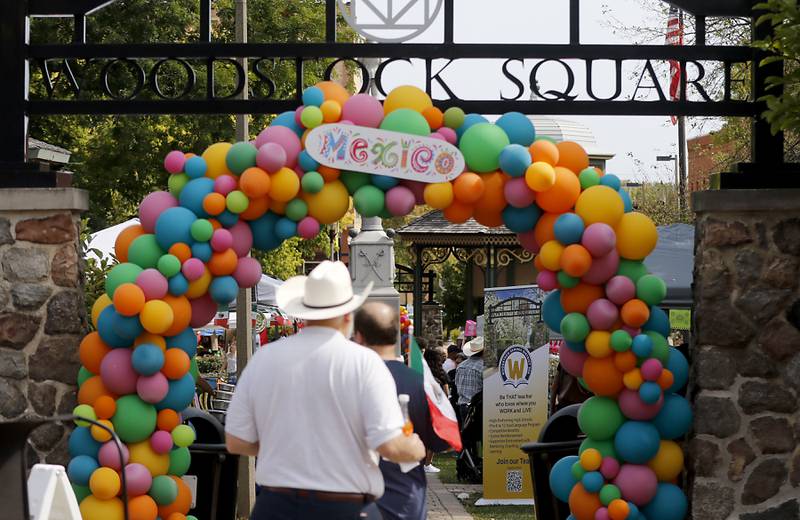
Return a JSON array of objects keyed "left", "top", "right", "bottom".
[
  {"left": 68, "top": 427, "right": 100, "bottom": 459},
  {"left": 178, "top": 177, "right": 215, "bottom": 218},
  {"left": 210, "top": 275, "right": 239, "bottom": 304},
  {"left": 495, "top": 112, "right": 536, "bottom": 146},
  {"left": 111, "top": 312, "right": 144, "bottom": 340},
  {"left": 97, "top": 306, "right": 131, "bottom": 348},
  {"left": 155, "top": 206, "right": 197, "bottom": 250},
  {"left": 168, "top": 273, "right": 189, "bottom": 296},
  {"left": 502, "top": 205, "right": 540, "bottom": 233},
  {"left": 191, "top": 242, "right": 213, "bottom": 263},
  {"left": 271, "top": 111, "right": 305, "bottom": 137},
  {"left": 549, "top": 455, "right": 579, "bottom": 502},
  {"left": 183, "top": 156, "right": 207, "bottom": 179},
  {"left": 167, "top": 327, "right": 198, "bottom": 358},
  {"left": 498, "top": 144, "right": 532, "bottom": 177},
  {"left": 542, "top": 290, "right": 565, "bottom": 332},
  {"left": 642, "top": 306, "right": 670, "bottom": 337},
  {"left": 156, "top": 373, "right": 197, "bottom": 411},
  {"left": 302, "top": 86, "right": 325, "bottom": 107},
  {"left": 619, "top": 188, "right": 633, "bottom": 213},
  {"left": 599, "top": 173, "right": 622, "bottom": 191},
  {"left": 131, "top": 343, "right": 165, "bottom": 376},
  {"left": 371, "top": 175, "right": 399, "bottom": 190},
  {"left": 565, "top": 340, "right": 586, "bottom": 353},
  {"left": 614, "top": 421, "right": 660, "bottom": 463},
  {"left": 631, "top": 334, "right": 653, "bottom": 358},
  {"left": 554, "top": 213, "right": 585, "bottom": 245},
  {"left": 581, "top": 471, "right": 604, "bottom": 493},
  {"left": 275, "top": 217, "right": 298, "bottom": 241},
  {"left": 653, "top": 394, "right": 692, "bottom": 439},
  {"left": 217, "top": 210, "right": 240, "bottom": 228},
  {"left": 298, "top": 150, "right": 319, "bottom": 172},
  {"left": 641, "top": 483, "right": 688, "bottom": 520},
  {"left": 67, "top": 455, "right": 98, "bottom": 486},
  {"left": 639, "top": 381, "right": 662, "bottom": 404},
  {"left": 456, "top": 113, "right": 488, "bottom": 139},
  {"left": 665, "top": 347, "right": 688, "bottom": 393},
  {"left": 251, "top": 212, "right": 282, "bottom": 251}
]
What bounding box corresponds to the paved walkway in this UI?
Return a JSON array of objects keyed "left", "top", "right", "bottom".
[{"left": 426, "top": 474, "right": 476, "bottom": 520}]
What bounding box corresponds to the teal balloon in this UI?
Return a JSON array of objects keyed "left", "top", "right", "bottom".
[
  {"left": 455, "top": 113, "right": 488, "bottom": 139},
  {"left": 578, "top": 397, "right": 625, "bottom": 441},
  {"left": 68, "top": 427, "right": 100, "bottom": 458},
  {"left": 614, "top": 421, "right": 660, "bottom": 463},
  {"left": 459, "top": 123, "right": 510, "bottom": 173},
  {"left": 371, "top": 175, "right": 399, "bottom": 190},
  {"left": 643, "top": 305, "right": 670, "bottom": 337},
  {"left": 620, "top": 189, "right": 633, "bottom": 212},
  {"left": 72, "top": 484, "right": 91, "bottom": 503},
  {"left": 250, "top": 212, "right": 281, "bottom": 251},
  {"left": 498, "top": 144, "right": 532, "bottom": 177},
  {"left": 341, "top": 171, "right": 370, "bottom": 194},
  {"left": 301, "top": 171, "right": 325, "bottom": 194},
  {"left": 155, "top": 206, "right": 197, "bottom": 250},
  {"left": 112, "top": 395, "right": 157, "bottom": 443},
  {"left": 617, "top": 259, "right": 648, "bottom": 282},
  {"left": 549, "top": 455, "right": 579, "bottom": 502},
  {"left": 105, "top": 263, "right": 144, "bottom": 298},
  {"left": 641, "top": 483, "right": 687, "bottom": 520},
  {"left": 665, "top": 347, "right": 688, "bottom": 393},
  {"left": 561, "top": 313, "right": 590, "bottom": 343},
  {"left": 149, "top": 475, "right": 178, "bottom": 505},
  {"left": 501, "top": 204, "right": 540, "bottom": 233},
  {"left": 156, "top": 373, "right": 196, "bottom": 411},
  {"left": 226, "top": 141, "right": 258, "bottom": 175},
  {"left": 353, "top": 185, "right": 385, "bottom": 217},
  {"left": 302, "top": 86, "right": 325, "bottom": 107},
  {"left": 542, "top": 290, "right": 565, "bottom": 332},
  {"left": 600, "top": 174, "right": 622, "bottom": 191},
  {"left": 275, "top": 218, "right": 297, "bottom": 241},
  {"left": 557, "top": 271, "right": 580, "bottom": 289},
  {"left": 652, "top": 394, "right": 692, "bottom": 439},
  {"left": 554, "top": 213, "right": 585, "bottom": 245},
  {"left": 636, "top": 274, "right": 667, "bottom": 306},
  {"left": 495, "top": 111, "right": 536, "bottom": 146},
  {"left": 285, "top": 199, "right": 308, "bottom": 221},
  {"left": 379, "top": 108, "right": 431, "bottom": 136},
  {"left": 128, "top": 234, "right": 164, "bottom": 269}
]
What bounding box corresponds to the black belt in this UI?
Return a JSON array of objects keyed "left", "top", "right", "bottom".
[{"left": 263, "top": 486, "right": 375, "bottom": 504}]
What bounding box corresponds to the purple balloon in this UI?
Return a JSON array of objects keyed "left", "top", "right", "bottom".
[
  {"left": 213, "top": 175, "right": 238, "bottom": 196},
  {"left": 297, "top": 216, "right": 321, "bottom": 240},
  {"left": 256, "top": 142, "right": 287, "bottom": 173},
  {"left": 255, "top": 126, "right": 301, "bottom": 167},
  {"left": 516, "top": 229, "right": 539, "bottom": 253},
  {"left": 619, "top": 388, "right": 664, "bottom": 420},
  {"left": 586, "top": 298, "right": 619, "bottom": 330},
  {"left": 100, "top": 348, "right": 138, "bottom": 395},
  {"left": 98, "top": 440, "right": 129, "bottom": 470},
  {"left": 559, "top": 345, "right": 587, "bottom": 378},
  {"left": 233, "top": 256, "right": 262, "bottom": 288},
  {"left": 400, "top": 180, "right": 426, "bottom": 205},
  {"left": 190, "top": 294, "right": 218, "bottom": 328},
  {"left": 504, "top": 177, "right": 536, "bottom": 208},
  {"left": 614, "top": 464, "right": 658, "bottom": 505},
  {"left": 123, "top": 463, "right": 153, "bottom": 496},
  {"left": 536, "top": 270, "right": 558, "bottom": 292},
  {"left": 211, "top": 229, "right": 234, "bottom": 252},
  {"left": 182, "top": 258, "right": 205, "bottom": 282},
  {"left": 136, "top": 268, "right": 168, "bottom": 301},
  {"left": 136, "top": 372, "right": 169, "bottom": 404},
  {"left": 385, "top": 186, "right": 416, "bottom": 216},
  {"left": 341, "top": 93, "right": 385, "bottom": 128},
  {"left": 606, "top": 275, "right": 636, "bottom": 305},
  {"left": 582, "top": 223, "right": 616, "bottom": 257},
  {"left": 164, "top": 151, "right": 186, "bottom": 174},
  {"left": 229, "top": 220, "right": 254, "bottom": 257},
  {"left": 582, "top": 250, "right": 619, "bottom": 285},
  {"left": 150, "top": 430, "right": 173, "bottom": 454},
  {"left": 139, "top": 192, "right": 178, "bottom": 233}
]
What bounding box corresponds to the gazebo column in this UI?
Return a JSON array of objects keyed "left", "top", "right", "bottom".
[
  {"left": 413, "top": 244, "right": 423, "bottom": 337},
  {"left": 465, "top": 257, "right": 474, "bottom": 321}
]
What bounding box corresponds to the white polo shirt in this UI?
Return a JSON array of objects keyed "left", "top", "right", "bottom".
[{"left": 225, "top": 326, "right": 404, "bottom": 497}]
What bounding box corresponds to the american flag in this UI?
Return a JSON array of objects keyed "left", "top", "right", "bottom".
[{"left": 666, "top": 7, "right": 684, "bottom": 124}]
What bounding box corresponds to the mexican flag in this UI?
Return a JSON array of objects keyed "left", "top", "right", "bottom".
[{"left": 409, "top": 337, "right": 462, "bottom": 451}]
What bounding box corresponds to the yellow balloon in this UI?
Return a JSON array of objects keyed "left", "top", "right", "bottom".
[
  {"left": 585, "top": 331, "right": 612, "bottom": 358},
  {"left": 79, "top": 496, "right": 124, "bottom": 520},
  {"left": 129, "top": 439, "right": 170, "bottom": 476},
  {"left": 303, "top": 180, "right": 350, "bottom": 224},
  {"left": 539, "top": 240, "right": 564, "bottom": 271},
  {"left": 201, "top": 142, "right": 233, "bottom": 179},
  {"left": 615, "top": 212, "right": 658, "bottom": 260},
  {"left": 185, "top": 267, "right": 212, "bottom": 299},
  {"left": 89, "top": 467, "right": 121, "bottom": 500},
  {"left": 575, "top": 185, "right": 624, "bottom": 226},
  {"left": 90, "top": 419, "right": 114, "bottom": 443},
  {"left": 140, "top": 300, "right": 174, "bottom": 335},
  {"left": 383, "top": 85, "right": 432, "bottom": 115},
  {"left": 92, "top": 294, "right": 112, "bottom": 329},
  {"left": 269, "top": 167, "right": 301, "bottom": 202},
  {"left": 623, "top": 368, "right": 643, "bottom": 390},
  {"left": 579, "top": 448, "right": 602, "bottom": 472},
  {"left": 648, "top": 440, "right": 684, "bottom": 481},
  {"left": 525, "top": 162, "right": 557, "bottom": 192},
  {"left": 134, "top": 332, "right": 166, "bottom": 351},
  {"left": 423, "top": 182, "right": 454, "bottom": 209},
  {"left": 320, "top": 100, "right": 342, "bottom": 123}
]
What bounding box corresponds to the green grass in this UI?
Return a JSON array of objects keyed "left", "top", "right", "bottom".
[
  {"left": 463, "top": 493, "right": 535, "bottom": 520},
  {"left": 432, "top": 451, "right": 459, "bottom": 484}
]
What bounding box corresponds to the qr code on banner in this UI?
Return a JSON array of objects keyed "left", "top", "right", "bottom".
[{"left": 506, "top": 470, "right": 523, "bottom": 493}]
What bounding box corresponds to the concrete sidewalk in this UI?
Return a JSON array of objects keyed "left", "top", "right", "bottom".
[{"left": 426, "top": 474, "right": 474, "bottom": 520}]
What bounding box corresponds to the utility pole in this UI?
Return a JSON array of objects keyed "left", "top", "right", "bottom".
[{"left": 676, "top": 9, "right": 688, "bottom": 216}]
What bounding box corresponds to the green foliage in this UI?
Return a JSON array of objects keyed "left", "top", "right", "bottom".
[
  {"left": 254, "top": 231, "right": 331, "bottom": 280},
  {"left": 196, "top": 350, "right": 224, "bottom": 376},
  {"left": 626, "top": 185, "right": 693, "bottom": 225},
  {"left": 437, "top": 260, "right": 467, "bottom": 332}
]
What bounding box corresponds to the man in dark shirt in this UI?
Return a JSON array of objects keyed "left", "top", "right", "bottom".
[{"left": 354, "top": 302, "right": 449, "bottom": 520}]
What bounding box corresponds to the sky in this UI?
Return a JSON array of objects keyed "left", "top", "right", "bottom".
[{"left": 354, "top": 0, "right": 727, "bottom": 182}]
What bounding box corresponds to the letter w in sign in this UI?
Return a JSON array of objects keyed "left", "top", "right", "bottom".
[{"left": 507, "top": 358, "right": 525, "bottom": 380}]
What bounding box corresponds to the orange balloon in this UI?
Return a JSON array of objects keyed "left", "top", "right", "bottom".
[
  {"left": 422, "top": 106, "right": 444, "bottom": 129},
  {"left": 477, "top": 172, "right": 508, "bottom": 212},
  {"left": 453, "top": 172, "right": 485, "bottom": 204},
  {"left": 115, "top": 224, "right": 146, "bottom": 263},
  {"left": 568, "top": 483, "right": 602, "bottom": 520},
  {"left": 162, "top": 295, "right": 191, "bottom": 337},
  {"left": 614, "top": 350, "right": 638, "bottom": 373},
  {"left": 80, "top": 332, "right": 111, "bottom": 374},
  {"left": 473, "top": 205, "right": 503, "bottom": 227},
  {"left": 561, "top": 283, "right": 604, "bottom": 314},
  {"left": 560, "top": 244, "right": 592, "bottom": 277},
  {"left": 621, "top": 299, "right": 650, "bottom": 328},
  {"left": 608, "top": 499, "right": 630, "bottom": 520},
  {"left": 270, "top": 200, "right": 287, "bottom": 215},
  {"left": 128, "top": 494, "right": 158, "bottom": 520},
  {"left": 583, "top": 356, "right": 624, "bottom": 396},
  {"left": 113, "top": 283, "right": 146, "bottom": 317},
  {"left": 163, "top": 348, "right": 190, "bottom": 380},
  {"left": 534, "top": 212, "right": 559, "bottom": 247},
  {"left": 202, "top": 193, "right": 226, "bottom": 216},
  {"left": 239, "top": 167, "right": 271, "bottom": 198},
  {"left": 166, "top": 514, "right": 187, "bottom": 520},
  {"left": 78, "top": 376, "right": 116, "bottom": 406},
  {"left": 657, "top": 369, "right": 675, "bottom": 390},
  {"left": 93, "top": 395, "right": 117, "bottom": 420},
  {"left": 317, "top": 165, "right": 340, "bottom": 182},
  {"left": 209, "top": 219, "right": 222, "bottom": 230},
  {"left": 533, "top": 255, "right": 546, "bottom": 273},
  {"left": 443, "top": 200, "right": 474, "bottom": 224},
  {"left": 239, "top": 196, "right": 270, "bottom": 221},
  {"left": 623, "top": 368, "right": 644, "bottom": 390},
  {"left": 208, "top": 249, "right": 238, "bottom": 276},
  {"left": 168, "top": 243, "right": 192, "bottom": 264},
  {"left": 157, "top": 476, "right": 192, "bottom": 517},
  {"left": 157, "top": 409, "right": 181, "bottom": 432},
  {"left": 557, "top": 141, "right": 590, "bottom": 174},
  {"left": 315, "top": 81, "right": 351, "bottom": 106},
  {"left": 529, "top": 139, "right": 560, "bottom": 166},
  {"left": 536, "top": 167, "right": 581, "bottom": 213},
  {"left": 135, "top": 333, "right": 166, "bottom": 351}
]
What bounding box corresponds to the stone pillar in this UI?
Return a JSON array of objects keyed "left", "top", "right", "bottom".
[
  {"left": 0, "top": 188, "right": 88, "bottom": 467},
  {"left": 421, "top": 302, "right": 443, "bottom": 348},
  {"left": 690, "top": 190, "right": 800, "bottom": 519}
]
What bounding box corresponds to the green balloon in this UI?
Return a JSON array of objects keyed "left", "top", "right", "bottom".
[
  {"left": 353, "top": 185, "right": 385, "bottom": 218},
  {"left": 190, "top": 219, "right": 214, "bottom": 242},
  {"left": 443, "top": 107, "right": 466, "bottom": 129},
  {"left": 617, "top": 259, "right": 648, "bottom": 283},
  {"left": 226, "top": 190, "right": 249, "bottom": 214},
  {"left": 301, "top": 106, "right": 324, "bottom": 128},
  {"left": 285, "top": 199, "right": 308, "bottom": 221},
  {"left": 560, "top": 313, "right": 590, "bottom": 343},
  {"left": 168, "top": 447, "right": 191, "bottom": 476},
  {"left": 111, "top": 395, "right": 157, "bottom": 443},
  {"left": 149, "top": 475, "right": 178, "bottom": 505},
  {"left": 128, "top": 234, "right": 164, "bottom": 270},
  {"left": 459, "top": 123, "right": 510, "bottom": 173},
  {"left": 379, "top": 108, "right": 431, "bottom": 137},
  {"left": 78, "top": 366, "right": 93, "bottom": 385},
  {"left": 636, "top": 274, "right": 667, "bottom": 306},
  {"left": 168, "top": 173, "right": 190, "bottom": 198},
  {"left": 578, "top": 396, "right": 625, "bottom": 441},
  {"left": 610, "top": 330, "right": 632, "bottom": 352},
  {"left": 189, "top": 357, "right": 199, "bottom": 382},
  {"left": 646, "top": 331, "right": 670, "bottom": 363},
  {"left": 301, "top": 171, "right": 325, "bottom": 194},
  {"left": 73, "top": 404, "right": 96, "bottom": 428},
  {"left": 225, "top": 141, "right": 258, "bottom": 175},
  {"left": 72, "top": 484, "right": 91, "bottom": 503},
  {"left": 105, "top": 263, "right": 144, "bottom": 298},
  {"left": 340, "top": 171, "right": 370, "bottom": 194},
  {"left": 579, "top": 438, "right": 618, "bottom": 460},
  {"left": 157, "top": 254, "right": 182, "bottom": 278},
  {"left": 378, "top": 207, "right": 393, "bottom": 219},
  {"left": 557, "top": 271, "right": 580, "bottom": 289},
  {"left": 571, "top": 461, "right": 586, "bottom": 481},
  {"left": 600, "top": 484, "right": 622, "bottom": 506},
  {"left": 579, "top": 168, "right": 601, "bottom": 190}
]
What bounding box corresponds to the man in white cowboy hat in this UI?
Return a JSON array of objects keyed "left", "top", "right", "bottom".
[
  {"left": 225, "top": 261, "right": 426, "bottom": 520},
  {"left": 455, "top": 336, "right": 484, "bottom": 420}
]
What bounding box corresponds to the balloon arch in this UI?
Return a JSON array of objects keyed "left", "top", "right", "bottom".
[{"left": 70, "top": 82, "right": 689, "bottom": 520}]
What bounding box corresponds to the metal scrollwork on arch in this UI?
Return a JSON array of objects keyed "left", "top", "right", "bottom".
[
  {"left": 420, "top": 247, "right": 453, "bottom": 270},
  {"left": 452, "top": 248, "right": 488, "bottom": 267},
  {"left": 496, "top": 248, "right": 534, "bottom": 267}
]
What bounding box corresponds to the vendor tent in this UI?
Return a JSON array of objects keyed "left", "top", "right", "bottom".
[
  {"left": 86, "top": 218, "right": 139, "bottom": 263},
  {"left": 255, "top": 275, "right": 282, "bottom": 305},
  {"left": 644, "top": 224, "right": 694, "bottom": 309}
]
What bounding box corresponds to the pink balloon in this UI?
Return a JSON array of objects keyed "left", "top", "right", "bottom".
[
  {"left": 437, "top": 127, "right": 457, "bottom": 144},
  {"left": 294, "top": 165, "right": 305, "bottom": 177},
  {"left": 385, "top": 186, "right": 416, "bottom": 216},
  {"left": 595, "top": 508, "right": 610, "bottom": 520},
  {"left": 582, "top": 250, "right": 619, "bottom": 285},
  {"left": 136, "top": 372, "right": 169, "bottom": 404},
  {"left": 586, "top": 298, "right": 619, "bottom": 330},
  {"left": 139, "top": 192, "right": 178, "bottom": 233},
  {"left": 255, "top": 126, "right": 302, "bottom": 167},
  {"left": 516, "top": 230, "right": 539, "bottom": 253},
  {"left": 600, "top": 457, "right": 620, "bottom": 480},
  {"left": 98, "top": 441, "right": 129, "bottom": 470},
  {"left": 342, "top": 93, "right": 385, "bottom": 128},
  {"left": 190, "top": 294, "right": 218, "bottom": 327},
  {"left": 211, "top": 229, "right": 234, "bottom": 252},
  {"left": 123, "top": 463, "right": 153, "bottom": 496},
  {"left": 136, "top": 269, "right": 168, "bottom": 300},
  {"left": 100, "top": 348, "right": 138, "bottom": 395},
  {"left": 214, "top": 175, "right": 238, "bottom": 196},
  {"left": 582, "top": 223, "right": 616, "bottom": 257},
  {"left": 233, "top": 257, "right": 262, "bottom": 288},
  {"left": 558, "top": 344, "right": 587, "bottom": 377},
  {"left": 622, "top": 326, "right": 641, "bottom": 337},
  {"left": 182, "top": 258, "right": 205, "bottom": 282},
  {"left": 429, "top": 132, "right": 445, "bottom": 141},
  {"left": 504, "top": 177, "right": 536, "bottom": 208},
  {"left": 297, "top": 217, "right": 321, "bottom": 239},
  {"left": 340, "top": 120, "right": 354, "bottom": 125},
  {"left": 400, "top": 180, "right": 426, "bottom": 205},
  {"left": 256, "top": 142, "right": 287, "bottom": 173},
  {"left": 618, "top": 388, "right": 664, "bottom": 420},
  {"left": 606, "top": 275, "right": 636, "bottom": 305},
  {"left": 294, "top": 105, "right": 305, "bottom": 126},
  {"left": 230, "top": 220, "right": 254, "bottom": 257},
  {"left": 614, "top": 464, "right": 658, "bottom": 505},
  {"left": 164, "top": 151, "right": 186, "bottom": 174},
  {"left": 537, "top": 270, "right": 558, "bottom": 291},
  {"left": 150, "top": 430, "right": 173, "bottom": 454},
  {"left": 641, "top": 359, "right": 663, "bottom": 381}
]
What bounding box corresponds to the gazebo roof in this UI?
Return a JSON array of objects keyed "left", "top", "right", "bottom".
[{"left": 397, "top": 210, "right": 520, "bottom": 247}]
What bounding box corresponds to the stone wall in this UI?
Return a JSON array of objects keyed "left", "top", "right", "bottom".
[
  {"left": 421, "top": 302, "right": 444, "bottom": 349},
  {"left": 0, "top": 188, "right": 88, "bottom": 467},
  {"left": 691, "top": 190, "right": 800, "bottom": 519}
]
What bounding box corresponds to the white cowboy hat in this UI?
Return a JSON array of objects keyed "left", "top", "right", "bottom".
[
  {"left": 463, "top": 337, "right": 484, "bottom": 357},
  {"left": 276, "top": 261, "right": 373, "bottom": 320}
]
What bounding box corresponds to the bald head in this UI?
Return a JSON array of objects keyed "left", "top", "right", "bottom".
[{"left": 354, "top": 302, "right": 398, "bottom": 347}]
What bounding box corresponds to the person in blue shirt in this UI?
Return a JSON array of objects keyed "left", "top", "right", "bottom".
[{"left": 354, "top": 302, "right": 449, "bottom": 520}]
